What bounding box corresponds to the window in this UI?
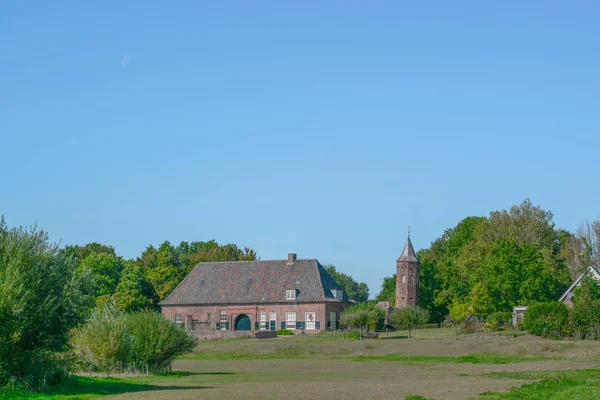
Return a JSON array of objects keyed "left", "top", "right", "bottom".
[
  {"left": 305, "top": 312, "right": 316, "bottom": 330},
  {"left": 410, "top": 275, "right": 415, "bottom": 283},
  {"left": 269, "top": 312, "right": 277, "bottom": 321},
  {"left": 286, "top": 289, "right": 296, "bottom": 300},
  {"left": 175, "top": 314, "right": 182, "bottom": 324},
  {"left": 220, "top": 310, "right": 227, "bottom": 330},
  {"left": 286, "top": 312, "right": 296, "bottom": 329},
  {"left": 329, "top": 311, "right": 337, "bottom": 329},
  {"left": 259, "top": 312, "right": 267, "bottom": 330},
  {"left": 401, "top": 275, "right": 406, "bottom": 283}
]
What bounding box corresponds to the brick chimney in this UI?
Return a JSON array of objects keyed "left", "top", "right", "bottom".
[{"left": 287, "top": 253, "right": 297, "bottom": 264}]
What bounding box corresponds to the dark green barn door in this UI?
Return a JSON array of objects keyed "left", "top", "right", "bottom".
[{"left": 235, "top": 314, "right": 251, "bottom": 331}]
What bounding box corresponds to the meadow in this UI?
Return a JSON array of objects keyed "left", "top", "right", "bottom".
[{"left": 5, "top": 328, "right": 600, "bottom": 400}]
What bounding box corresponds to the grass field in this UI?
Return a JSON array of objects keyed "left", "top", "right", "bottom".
[{"left": 4, "top": 328, "right": 600, "bottom": 400}]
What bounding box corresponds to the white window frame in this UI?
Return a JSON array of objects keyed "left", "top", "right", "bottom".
[
  {"left": 259, "top": 311, "right": 267, "bottom": 330},
  {"left": 220, "top": 310, "right": 227, "bottom": 330},
  {"left": 305, "top": 312, "right": 316, "bottom": 330},
  {"left": 286, "top": 312, "right": 296, "bottom": 329},
  {"left": 286, "top": 289, "right": 296, "bottom": 300},
  {"left": 401, "top": 275, "right": 406, "bottom": 283},
  {"left": 175, "top": 314, "right": 182, "bottom": 324}
]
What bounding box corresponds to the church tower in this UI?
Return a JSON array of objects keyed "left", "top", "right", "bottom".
[{"left": 395, "top": 230, "right": 420, "bottom": 308}]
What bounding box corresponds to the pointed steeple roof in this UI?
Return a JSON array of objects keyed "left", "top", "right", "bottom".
[{"left": 397, "top": 235, "right": 419, "bottom": 262}]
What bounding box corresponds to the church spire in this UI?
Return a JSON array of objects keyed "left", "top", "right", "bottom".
[{"left": 397, "top": 234, "right": 418, "bottom": 262}]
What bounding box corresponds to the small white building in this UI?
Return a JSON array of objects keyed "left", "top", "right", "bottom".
[{"left": 512, "top": 306, "right": 528, "bottom": 326}]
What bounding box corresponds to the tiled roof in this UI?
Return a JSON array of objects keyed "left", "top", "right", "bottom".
[
  {"left": 397, "top": 236, "right": 419, "bottom": 262},
  {"left": 160, "top": 258, "right": 350, "bottom": 305}
]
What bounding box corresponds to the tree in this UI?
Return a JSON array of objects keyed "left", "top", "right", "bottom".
[
  {"left": 142, "top": 241, "right": 187, "bottom": 301},
  {"left": 390, "top": 306, "right": 429, "bottom": 338},
  {"left": 339, "top": 303, "right": 384, "bottom": 337},
  {"left": 563, "top": 219, "right": 600, "bottom": 279},
  {"left": 114, "top": 262, "right": 157, "bottom": 312},
  {"left": 383, "top": 200, "right": 572, "bottom": 321},
  {"left": 0, "top": 218, "right": 88, "bottom": 389},
  {"left": 323, "top": 264, "right": 369, "bottom": 302},
  {"left": 76, "top": 252, "right": 125, "bottom": 307},
  {"left": 375, "top": 274, "right": 396, "bottom": 305}
]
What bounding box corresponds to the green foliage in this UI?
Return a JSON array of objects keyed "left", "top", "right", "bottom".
[
  {"left": 276, "top": 329, "right": 294, "bottom": 336},
  {"left": 126, "top": 311, "right": 196, "bottom": 372},
  {"left": 113, "top": 262, "right": 157, "bottom": 312},
  {"left": 375, "top": 274, "right": 396, "bottom": 306},
  {"left": 71, "top": 302, "right": 131, "bottom": 375},
  {"left": 340, "top": 303, "right": 384, "bottom": 332},
  {"left": 381, "top": 200, "right": 572, "bottom": 323},
  {"left": 484, "top": 311, "right": 512, "bottom": 332},
  {"left": 75, "top": 252, "right": 125, "bottom": 307},
  {"left": 72, "top": 303, "right": 196, "bottom": 375},
  {"left": 522, "top": 302, "right": 569, "bottom": 338},
  {"left": 140, "top": 240, "right": 258, "bottom": 303},
  {"left": 390, "top": 306, "right": 429, "bottom": 337},
  {"left": 323, "top": 264, "right": 369, "bottom": 302},
  {"left": 0, "top": 218, "right": 88, "bottom": 390},
  {"left": 569, "top": 277, "right": 600, "bottom": 339}
]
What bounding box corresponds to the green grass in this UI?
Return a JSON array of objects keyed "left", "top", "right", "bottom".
[
  {"left": 0, "top": 374, "right": 210, "bottom": 400},
  {"left": 476, "top": 369, "right": 600, "bottom": 399},
  {"left": 349, "top": 353, "right": 558, "bottom": 364},
  {"left": 0, "top": 376, "right": 154, "bottom": 399}
]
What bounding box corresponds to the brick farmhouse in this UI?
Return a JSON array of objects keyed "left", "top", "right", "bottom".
[{"left": 160, "top": 253, "right": 353, "bottom": 333}]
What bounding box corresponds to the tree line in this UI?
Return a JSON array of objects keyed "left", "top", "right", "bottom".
[{"left": 375, "top": 199, "right": 600, "bottom": 324}]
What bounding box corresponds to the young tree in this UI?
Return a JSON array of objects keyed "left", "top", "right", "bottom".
[
  {"left": 340, "top": 303, "right": 384, "bottom": 337},
  {"left": 390, "top": 306, "right": 429, "bottom": 338}
]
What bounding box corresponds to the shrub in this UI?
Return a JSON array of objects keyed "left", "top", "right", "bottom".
[
  {"left": 483, "top": 311, "right": 512, "bottom": 332},
  {"left": 71, "top": 302, "right": 131, "bottom": 376},
  {"left": 126, "top": 311, "right": 196, "bottom": 373},
  {"left": 276, "top": 329, "right": 294, "bottom": 336},
  {"left": 522, "top": 302, "right": 569, "bottom": 338},
  {"left": 72, "top": 303, "right": 196, "bottom": 375}
]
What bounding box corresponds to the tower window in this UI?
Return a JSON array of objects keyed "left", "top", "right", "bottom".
[
  {"left": 410, "top": 275, "right": 415, "bottom": 283},
  {"left": 401, "top": 275, "right": 406, "bottom": 283}
]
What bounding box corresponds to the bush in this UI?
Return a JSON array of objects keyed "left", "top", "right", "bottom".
[
  {"left": 483, "top": 311, "right": 512, "bottom": 332},
  {"left": 276, "top": 329, "right": 294, "bottom": 336},
  {"left": 522, "top": 302, "right": 569, "bottom": 338},
  {"left": 72, "top": 303, "right": 196, "bottom": 375},
  {"left": 126, "top": 311, "right": 196, "bottom": 373}
]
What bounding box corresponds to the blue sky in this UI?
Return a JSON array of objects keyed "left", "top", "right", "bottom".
[{"left": 1, "top": 2, "right": 599, "bottom": 297}]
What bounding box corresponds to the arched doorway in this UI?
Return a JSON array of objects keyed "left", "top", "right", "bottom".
[{"left": 235, "top": 314, "right": 251, "bottom": 331}]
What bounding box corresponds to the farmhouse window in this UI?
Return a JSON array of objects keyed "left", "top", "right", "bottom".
[
  {"left": 259, "top": 312, "right": 267, "bottom": 330},
  {"left": 286, "top": 289, "right": 296, "bottom": 300},
  {"left": 269, "top": 312, "right": 277, "bottom": 330},
  {"left": 220, "top": 310, "right": 227, "bottom": 330},
  {"left": 286, "top": 312, "right": 296, "bottom": 329},
  {"left": 305, "top": 312, "right": 316, "bottom": 330},
  {"left": 175, "top": 314, "right": 182, "bottom": 324}
]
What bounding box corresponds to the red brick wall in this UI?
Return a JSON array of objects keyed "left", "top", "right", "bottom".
[{"left": 161, "top": 301, "right": 350, "bottom": 331}]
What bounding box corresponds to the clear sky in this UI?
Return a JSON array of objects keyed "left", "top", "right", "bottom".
[{"left": 1, "top": 2, "right": 599, "bottom": 297}]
